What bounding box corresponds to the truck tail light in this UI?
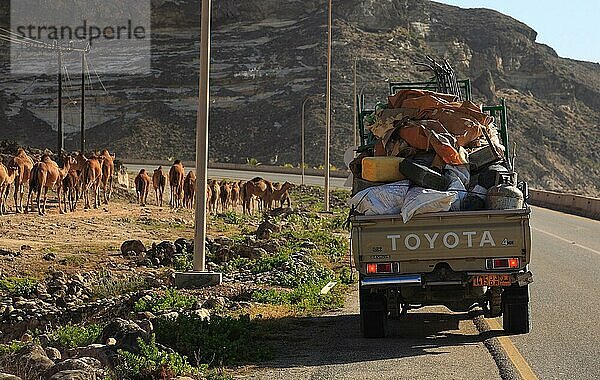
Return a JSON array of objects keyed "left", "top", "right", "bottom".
[
  {"left": 367, "top": 262, "right": 393, "bottom": 274},
  {"left": 486, "top": 258, "right": 520, "bottom": 269}
]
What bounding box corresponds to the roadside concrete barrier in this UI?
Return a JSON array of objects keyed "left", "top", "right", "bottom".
[{"left": 528, "top": 189, "right": 600, "bottom": 221}]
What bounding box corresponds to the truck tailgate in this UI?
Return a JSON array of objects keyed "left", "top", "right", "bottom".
[{"left": 351, "top": 208, "right": 531, "bottom": 272}]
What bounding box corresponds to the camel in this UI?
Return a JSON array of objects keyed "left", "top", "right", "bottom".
[
  {"left": 208, "top": 179, "right": 220, "bottom": 214},
  {"left": 242, "top": 177, "right": 274, "bottom": 215},
  {"left": 80, "top": 154, "right": 104, "bottom": 209},
  {"left": 0, "top": 163, "right": 19, "bottom": 215},
  {"left": 219, "top": 180, "right": 232, "bottom": 212},
  {"left": 272, "top": 181, "right": 294, "bottom": 208},
  {"left": 9, "top": 149, "right": 34, "bottom": 213},
  {"left": 206, "top": 184, "right": 212, "bottom": 212},
  {"left": 62, "top": 170, "right": 80, "bottom": 212},
  {"left": 134, "top": 169, "right": 152, "bottom": 206},
  {"left": 169, "top": 160, "right": 185, "bottom": 209},
  {"left": 230, "top": 181, "right": 240, "bottom": 209},
  {"left": 152, "top": 166, "right": 167, "bottom": 207},
  {"left": 26, "top": 154, "right": 73, "bottom": 215},
  {"left": 238, "top": 180, "right": 245, "bottom": 210},
  {"left": 99, "top": 150, "right": 115, "bottom": 204},
  {"left": 183, "top": 171, "right": 196, "bottom": 209}
]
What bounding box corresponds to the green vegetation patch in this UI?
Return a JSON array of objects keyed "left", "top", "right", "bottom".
[
  {"left": 47, "top": 323, "right": 103, "bottom": 350},
  {"left": 0, "top": 277, "right": 38, "bottom": 297},
  {"left": 134, "top": 288, "right": 197, "bottom": 313},
  {"left": 154, "top": 314, "right": 271, "bottom": 366},
  {"left": 251, "top": 281, "right": 346, "bottom": 312},
  {"left": 117, "top": 335, "right": 196, "bottom": 380},
  {"left": 0, "top": 340, "right": 26, "bottom": 357},
  {"left": 91, "top": 271, "right": 151, "bottom": 300}
]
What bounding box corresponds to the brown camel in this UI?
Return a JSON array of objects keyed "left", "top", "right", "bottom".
[
  {"left": 81, "top": 155, "right": 104, "bottom": 209},
  {"left": 219, "top": 180, "right": 232, "bottom": 212},
  {"left": 26, "top": 154, "right": 73, "bottom": 215},
  {"left": 0, "top": 163, "right": 19, "bottom": 215},
  {"left": 99, "top": 149, "right": 115, "bottom": 204},
  {"left": 169, "top": 160, "right": 185, "bottom": 209},
  {"left": 62, "top": 169, "right": 80, "bottom": 212},
  {"left": 242, "top": 177, "right": 274, "bottom": 214},
  {"left": 9, "top": 149, "right": 34, "bottom": 213},
  {"left": 272, "top": 181, "right": 294, "bottom": 208},
  {"left": 206, "top": 184, "right": 212, "bottom": 212},
  {"left": 134, "top": 169, "right": 152, "bottom": 206},
  {"left": 152, "top": 166, "right": 167, "bottom": 207},
  {"left": 183, "top": 171, "right": 196, "bottom": 209},
  {"left": 230, "top": 181, "right": 240, "bottom": 209},
  {"left": 208, "top": 179, "right": 220, "bottom": 214}
]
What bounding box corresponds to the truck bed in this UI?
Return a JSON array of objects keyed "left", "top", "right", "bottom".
[{"left": 351, "top": 207, "right": 531, "bottom": 274}]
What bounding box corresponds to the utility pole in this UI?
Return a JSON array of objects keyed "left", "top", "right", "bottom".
[
  {"left": 80, "top": 51, "right": 86, "bottom": 153},
  {"left": 57, "top": 50, "right": 63, "bottom": 159},
  {"left": 324, "top": 0, "right": 332, "bottom": 212},
  {"left": 353, "top": 58, "right": 357, "bottom": 147},
  {"left": 175, "top": 0, "right": 221, "bottom": 288}
]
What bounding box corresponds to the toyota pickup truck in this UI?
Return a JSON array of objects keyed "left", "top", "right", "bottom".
[{"left": 351, "top": 79, "right": 533, "bottom": 338}]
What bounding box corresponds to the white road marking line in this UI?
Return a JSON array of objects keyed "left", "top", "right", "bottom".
[{"left": 533, "top": 228, "right": 600, "bottom": 256}]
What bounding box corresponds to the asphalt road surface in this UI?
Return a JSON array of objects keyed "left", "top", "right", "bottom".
[
  {"left": 505, "top": 206, "right": 600, "bottom": 380},
  {"left": 126, "top": 164, "right": 600, "bottom": 379}
]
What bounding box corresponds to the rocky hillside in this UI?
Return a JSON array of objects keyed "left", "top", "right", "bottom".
[{"left": 0, "top": 0, "right": 598, "bottom": 195}]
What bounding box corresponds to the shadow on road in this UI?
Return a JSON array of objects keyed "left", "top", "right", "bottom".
[{"left": 255, "top": 310, "right": 483, "bottom": 369}]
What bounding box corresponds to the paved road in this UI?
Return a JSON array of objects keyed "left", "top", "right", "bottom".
[
  {"left": 124, "top": 164, "right": 350, "bottom": 189},
  {"left": 504, "top": 206, "right": 600, "bottom": 379},
  {"left": 244, "top": 292, "right": 500, "bottom": 380}
]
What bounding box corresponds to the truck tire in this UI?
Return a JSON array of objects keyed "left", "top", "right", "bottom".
[
  {"left": 359, "top": 288, "right": 387, "bottom": 338},
  {"left": 502, "top": 284, "right": 530, "bottom": 334}
]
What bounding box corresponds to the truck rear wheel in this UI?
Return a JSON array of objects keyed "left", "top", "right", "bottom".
[
  {"left": 502, "top": 284, "right": 530, "bottom": 334},
  {"left": 359, "top": 288, "right": 387, "bottom": 338}
]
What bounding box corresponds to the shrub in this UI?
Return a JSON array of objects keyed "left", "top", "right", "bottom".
[
  {"left": 251, "top": 281, "right": 345, "bottom": 312},
  {"left": 0, "top": 277, "right": 38, "bottom": 297},
  {"left": 91, "top": 272, "right": 150, "bottom": 300},
  {"left": 0, "top": 340, "right": 26, "bottom": 357},
  {"left": 116, "top": 335, "right": 195, "bottom": 380},
  {"left": 134, "top": 289, "right": 197, "bottom": 313},
  {"left": 154, "top": 314, "right": 271, "bottom": 366},
  {"left": 47, "top": 323, "right": 103, "bottom": 349}
]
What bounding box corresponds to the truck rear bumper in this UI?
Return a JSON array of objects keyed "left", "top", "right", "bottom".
[{"left": 360, "top": 274, "right": 422, "bottom": 287}]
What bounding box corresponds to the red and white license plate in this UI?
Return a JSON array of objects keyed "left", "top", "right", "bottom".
[{"left": 472, "top": 274, "right": 512, "bottom": 287}]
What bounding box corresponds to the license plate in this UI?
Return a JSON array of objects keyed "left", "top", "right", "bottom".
[{"left": 472, "top": 274, "right": 512, "bottom": 287}]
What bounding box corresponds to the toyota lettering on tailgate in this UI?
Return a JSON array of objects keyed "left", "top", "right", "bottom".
[{"left": 386, "top": 231, "right": 496, "bottom": 251}]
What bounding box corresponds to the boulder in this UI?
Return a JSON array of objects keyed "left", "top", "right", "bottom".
[
  {"left": 120, "top": 240, "right": 146, "bottom": 256},
  {"left": 96, "top": 319, "right": 148, "bottom": 351},
  {"left": 13, "top": 344, "right": 54, "bottom": 375},
  {"left": 44, "top": 358, "right": 103, "bottom": 379},
  {"left": 0, "top": 374, "right": 22, "bottom": 380},
  {"left": 66, "top": 344, "right": 116, "bottom": 368},
  {"left": 49, "top": 370, "right": 95, "bottom": 380},
  {"left": 202, "top": 297, "right": 227, "bottom": 310},
  {"left": 45, "top": 347, "right": 62, "bottom": 361}
]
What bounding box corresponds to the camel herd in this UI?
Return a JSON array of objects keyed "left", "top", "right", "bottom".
[
  {"left": 134, "top": 161, "right": 294, "bottom": 215},
  {"left": 0, "top": 148, "right": 295, "bottom": 216},
  {"left": 0, "top": 148, "right": 115, "bottom": 216}
]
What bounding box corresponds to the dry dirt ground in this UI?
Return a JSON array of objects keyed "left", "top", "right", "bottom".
[{"left": 0, "top": 184, "right": 231, "bottom": 280}]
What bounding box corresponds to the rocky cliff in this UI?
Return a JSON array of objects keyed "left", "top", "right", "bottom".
[{"left": 0, "top": 0, "right": 598, "bottom": 195}]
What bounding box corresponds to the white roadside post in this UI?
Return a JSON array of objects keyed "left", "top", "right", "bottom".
[{"left": 175, "top": 0, "right": 221, "bottom": 288}]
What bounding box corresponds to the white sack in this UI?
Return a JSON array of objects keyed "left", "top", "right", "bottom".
[
  {"left": 401, "top": 187, "right": 457, "bottom": 223},
  {"left": 349, "top": 180, "right": 410, "bottom": 215}
]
